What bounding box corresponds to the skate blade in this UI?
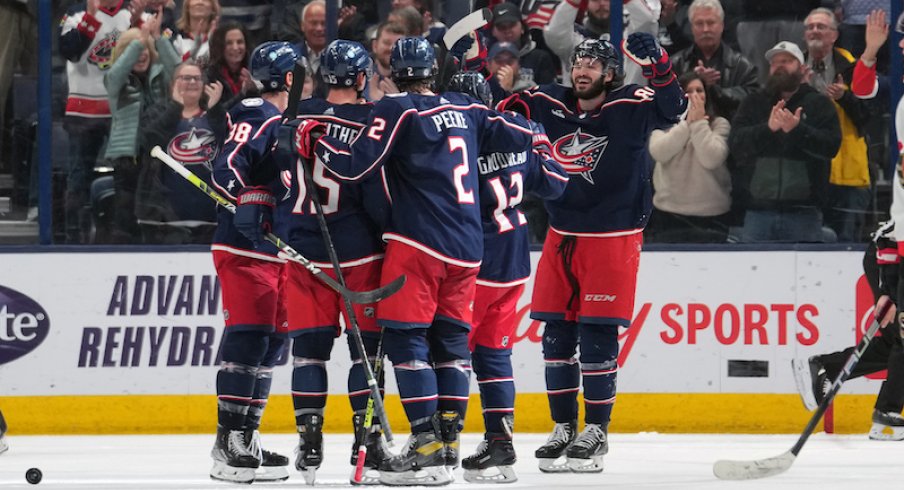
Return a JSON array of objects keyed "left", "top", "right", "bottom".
[
  {"left": 210, "top": 460, "right": 256, "bottom": 484},
  {"left": 566, "top": 455, "right": 604, "bottom": 473},
  {"left": 791, "top": 359, "right": 818, "bottom": 411},
  {"left": 463, "top": 465, "right": 518, "bottom": 483},
  {"left": 254, "top": 464, "right": 290, "bottom": 482},
  {"left": 378, "top": 466, "right": 453, "bottom": 486},
  {"left": 538, "top": 457, "right": 571, "bottom": 473},
  {"left": 869, "top": 423, "right": 904, "bottom": 441}
]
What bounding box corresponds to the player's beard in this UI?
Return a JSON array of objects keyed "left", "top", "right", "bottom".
[
  {"left": 573, "top": 73, "right": 607, "bottom": 100},
  {"left": 765, "top": 69, "right": 803, "bottom": 96}
]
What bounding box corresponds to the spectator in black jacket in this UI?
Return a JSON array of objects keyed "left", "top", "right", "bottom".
[
  {"left": 671, "top": 0, "right": 759, "bottom": 120},
  {"left": 484, "top": 2, "right": 557, "bottom": 86},
  {"left": 729, "top": 41, "right": 841, "bottom": 243},
  {"left": 205, "top": 21, "right": 256, "bottom": 110}
]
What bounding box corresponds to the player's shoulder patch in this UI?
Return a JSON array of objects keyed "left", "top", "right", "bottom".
[{"left": 242, "top": 98, "right": 265, "bottom": 107}]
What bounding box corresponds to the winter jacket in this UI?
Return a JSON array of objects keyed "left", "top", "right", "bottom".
[
  {"left": 671, "top": 43, "right": 759, "bottom": 120},
  {"left": 103, "top": 37, "right": 180, "bottom": 160},
  {"left": 729, "top": 83, "right": 841, "bottom": 210}
]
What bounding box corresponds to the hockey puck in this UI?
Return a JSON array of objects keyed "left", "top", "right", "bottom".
[{"left": 25, "top": 467, "right": 42, "bottom": 484}]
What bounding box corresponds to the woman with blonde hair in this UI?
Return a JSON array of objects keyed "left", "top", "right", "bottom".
[
  {"left": 647, "top": 71, "right": 732, "bottom": 243},
  {"left": 103, "top": 12, "right": 180, "bottom": 243},
  {"left": 172, "top": 0, "right": 221, "bottom": 63}
]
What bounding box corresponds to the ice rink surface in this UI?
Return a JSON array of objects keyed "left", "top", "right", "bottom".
[{"left": 0, "top": 432, "right": 903, "bottom": 489}]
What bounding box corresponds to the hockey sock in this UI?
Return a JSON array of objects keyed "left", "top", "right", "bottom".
[
  {"left": 431, "top": 320, "right": 472, "bottom": 421},
  {"left": 291, "top": 331, "right": 335, "bottom": 428},
  {"left": 472, "top": 345, "right": 515, "bottom": 434},
  {"left": 542, "top": 320, "right": 580, "bottom": 423},
  {"left": 876, "top": 340, "right": 904, "bottom": 412},
  {"left": 347, "top": 332, "right": 384, "bottom": 413},
  {"left": 217, "top": 330, "right": 269, "bottom": 429},
  {"left": 383, "top": 327, "right": 437, "bottom": 433},
  {"left": 579, "top": 323, "right": 619, "bottom": 425},
  {"left": 246, "top": 334, "right": 288, "bottom": 430}
]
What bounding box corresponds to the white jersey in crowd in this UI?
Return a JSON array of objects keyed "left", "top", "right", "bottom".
[{"left": 891, "top": 97, "right": 904, "bottom": 238}]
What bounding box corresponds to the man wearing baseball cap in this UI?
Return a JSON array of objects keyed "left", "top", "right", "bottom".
[
  {"left": 728, "top": 40, "right": 842, "bottom": 243},
  {"left": 487, "top": 2, "right": 556, "bottom": 85}
]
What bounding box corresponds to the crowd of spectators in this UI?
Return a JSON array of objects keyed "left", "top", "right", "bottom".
[{"left": 0, "top": 0, "right": 897, "bottom": 245}]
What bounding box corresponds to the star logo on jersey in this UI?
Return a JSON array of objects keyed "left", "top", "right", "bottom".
[
  {"left": 551, "top": 129, "right": 608, "bottom": 183},
  {"left": 168, "top": 128, "right": 217, "bottom": 169}
]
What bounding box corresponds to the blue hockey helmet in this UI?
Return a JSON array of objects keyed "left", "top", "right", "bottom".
[
  {"left": 390, "top": 37, "right": 436, "bottom": 82},
  {"left": 447, "top": 71, "right": 492, "bottom": 107},
  {"left": 320, "top": 40, "right": 372, "bottom": 87},
  {"left": 250, "top": 41, "right": 301, "bottom": 92},
  {"left": 570, "top": 38, "right": 624, "bottom": 87}
]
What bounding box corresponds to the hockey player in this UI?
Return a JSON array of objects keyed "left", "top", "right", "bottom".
[
  {"left": 294, "top": 37, "right": 535, "bottom": 486},
  {"left": 279, "top": 39, "right": 390, "bottom": 484},
  {"left": 446, "top": 71, "right": 569, "bottom": 483},
  {"left": 207, "top": 41, "right": 300, "bottom": 484},
  {"left": 499, "top": 34, "right": 686, "bottom": 472},
  {"left": 792, "top": 11, "right": 904, "bottom": 440}
]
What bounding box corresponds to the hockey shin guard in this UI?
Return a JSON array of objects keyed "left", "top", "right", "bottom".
[
  {"left": 217, "top": 331, "right": 269, "bottom": 429},
  {"left": 431, "top": 320, "right": 472, "bottom": 420},
  {"left": 384, "top": 327, "right": 437, "bottom": 433},
  {"left": 347, "top": 332, "right": 384, "bottom": 413},
  {"left": 579, "top": 323, "right": 619, "bottom": 425},
  {"left": 472, "top": 345, "right": 515, "bottom": 434},
  {"left": 291, "top": 331, "right": 335, "bottom": 427},
  {"left": 542, "top": 320, "right": 580, "bottom": 423}
]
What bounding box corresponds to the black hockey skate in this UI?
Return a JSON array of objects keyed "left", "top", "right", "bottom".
[
  {"left": 209, "top": 426, "right": 260, "bottom": 484},
  {"left": 250, "top": 430, "right": 290, "bottom": 482},
  {"left": 350, "top": 413, "right": 391, "bottom": 485},
  {"left": 378, "top": 424, "right": 451, "bottom": 486},
  {"left": 869, "top": 410, "right": 904, "bottom": 441},
  {"left": 462, "top": 433, "right": 518, "bottom": 483},
  {"left": 535, "top": 420, "right": 576, "bottom": 473},
  {"left": 791, "top": 356, "right": 828, "bottom": 411},
  {"left": 437, "top": 410, "right": 462, "bottom": 469},
  {"left": 295, "top": 414, "right": 324, "bottom": 484},
  {"left": 565, "top": 423, "right": 608, "bottom": 473}
]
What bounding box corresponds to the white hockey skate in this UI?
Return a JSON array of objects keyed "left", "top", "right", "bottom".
[
  {"left": 535, "top": 421, "right": 576, "bottom": 473},
  {"left": 869, "top": 410, "right": 904, "bottom": 441},
  {"left": 566, "top": 423, "right": 607, "bottom": 473},
  {"left": 209, "top": 427, "right": 259, "bottom": 484}
]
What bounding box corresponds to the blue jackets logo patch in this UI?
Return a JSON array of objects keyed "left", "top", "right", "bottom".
[
  {"left": 551, "top": 129, "right": 608, "bottom": 184},
  {"left": 168, "top": 128, "right": 217, "bottom": 169}
]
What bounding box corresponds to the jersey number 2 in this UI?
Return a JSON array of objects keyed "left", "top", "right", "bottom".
[{"left": 449, "top": 137, "right": 475, "bottom": 204}]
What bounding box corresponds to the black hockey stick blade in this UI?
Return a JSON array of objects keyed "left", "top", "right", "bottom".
[
  {"left": 713, "top": 301, "right": 892, "bottom": 481},
  {"left": 283, "top": 59, "right": 307, "bottom": 121}
]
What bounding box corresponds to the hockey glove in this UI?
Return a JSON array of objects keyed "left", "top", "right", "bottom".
[
  {"left": 294, "top": 119, "right": 326, "bottom": 160},
  {"left": 449, "top": 35, "right": 474, "bottom": 65},
  {"left": 528, "top": 120, "right": 553, "bottom": 157},
  {"left": 622, "top": 32, "right": 672, "bottom": 79},
  {"left": 234, "top": 186, "right": 276, "bottom": 248},
  {"left": 497, "top": 93, "right": 531, "bottom": 119}
]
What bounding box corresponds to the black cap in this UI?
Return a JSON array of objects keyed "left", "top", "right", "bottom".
[{"left": 492, "top": 2, "right": 521, "bottom": 26}]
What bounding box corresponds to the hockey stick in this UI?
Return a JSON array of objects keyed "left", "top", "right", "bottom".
[
  {"left": 150, "top": 146, "right": 404, "bottom": 304},
  {"left": 443, "top": 7, "right": 492, "bottom": 50},
  {"left": 353, "top": 328, "right": 387, "bottom": 483},
  {"left": 713, "top": 301, "right": 894, "bottom": 480},
  {"left": 298, "top": 153, "right": 395, "bottom": 451}
]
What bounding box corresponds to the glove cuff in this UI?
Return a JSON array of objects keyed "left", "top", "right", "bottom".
[{"left": 237, "top": 186, "right": 276, "bottom": 207}]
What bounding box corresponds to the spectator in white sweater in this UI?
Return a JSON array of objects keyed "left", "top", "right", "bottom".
[{"left": 647, "top": 71, "right": 731, "bottom": 242}]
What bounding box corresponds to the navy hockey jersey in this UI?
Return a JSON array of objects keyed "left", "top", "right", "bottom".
[
  {"left": 476, "top": 130, "right": 569, "bottom": 285},
  {"left": 211, "top": 97, "right": 285, "bottom": 258},
  {"left": 314, "top": 91, "right": 534, "bottom": 266},
  {"left": 517, "top": 81, "right": 686, "bottom": 235},
  {"left": 278, "top": 98, "right": 388, "bottom": 265},
  {"left": 158, "top": 115, "right": 222, "bottom": 224}
]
